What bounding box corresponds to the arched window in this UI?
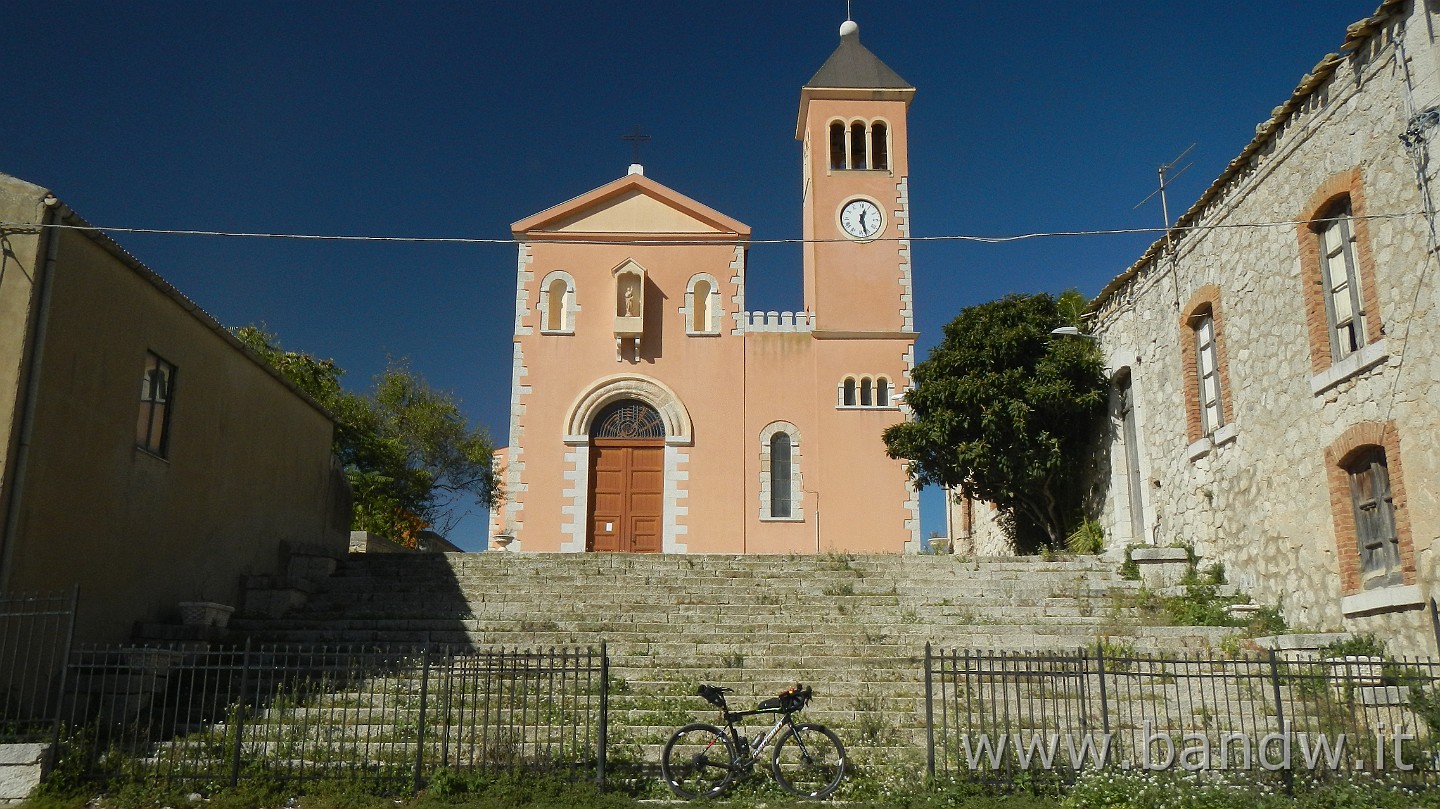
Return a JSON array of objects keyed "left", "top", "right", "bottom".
[
  {"left": 1180, "top": 285, "right": 1233, "bottom": 443},
  {"left": 871, "top": 121, "right": 889, "bottom": 171},
  {"left": 829, "top": 122, "right": 846, "bottom": 170},
  {"left": 843, "top": 377, "right": 857, "bottom": 406},
  {"left": 546, "top": 278, "right": 567, "bottom": 332},
  {"left": 539, "top": 270, "right": 577, "bottom": 334},
  {"left": 759, "top": 421, "right": 803, "bottom": 521},
  {"left": 685, "top": 274, "right": 720, "bottom": 334},
  {"left": 693, "top": 280, "right": 711, "bottom": 331},
  {"left": 1298, "top": 171, "right": 1384, "bottom": 377},
  {"left": 1345, "top": 446, "right": 1401, "bottom": 590},
  {"left": 592, "top": 399, "right": 665, "bottom": 439},
  {"left": 770, "top": 433, "right": 792, "bottom": 518},
  {"left": 876, "top": 377, "right": 890, "bottom": 407},
  {"left": 1190, "top": 306, "right": 1224, "bottom": 435},
  {"left": 860, "top": 378, "right": 873, "bottom": 407},
  {"left": 1316, "top": 199, "right": 1367, "bottom": 360},
  {"left": 849, "top": 122, "right": 868, "bottom": 170}
]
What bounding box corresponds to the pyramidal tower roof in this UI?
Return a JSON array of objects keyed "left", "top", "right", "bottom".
[
  {"left": 804, "top": 20, "right": 912, "bottom": 91},
  {"left": 797, "top": 20, "right": 914, "bottom": 139}
]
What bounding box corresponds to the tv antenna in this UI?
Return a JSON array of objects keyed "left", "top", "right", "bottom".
[
  {"left": 1135, "top": 144, "right": 1195, "bottom": 310},
  {"left": 1134, "top": 144, "right": 1195, "bottom": 256}
]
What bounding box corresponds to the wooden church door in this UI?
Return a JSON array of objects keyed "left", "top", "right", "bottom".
[{"left": 588, "top": 401, "right": 665, "bottom": 553}]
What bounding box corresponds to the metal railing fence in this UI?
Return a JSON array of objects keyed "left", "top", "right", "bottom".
[
  {"left": 925, "top": 643, "right": 1440, "bottom": 789},
  {"left": 0, "top": 589, "right": 77, "bottom": 743},
  {"left": 56, "top": 641, "right": 608, "bottom": 791}
]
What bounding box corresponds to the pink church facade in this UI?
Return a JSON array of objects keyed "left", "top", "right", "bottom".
[{"left": 495, "top": 22, "right": 920, "bottom": 554}]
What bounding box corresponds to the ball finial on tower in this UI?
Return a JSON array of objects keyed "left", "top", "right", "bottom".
[{"left": 839, "top": 19, "right": 859, "bottom": 38}]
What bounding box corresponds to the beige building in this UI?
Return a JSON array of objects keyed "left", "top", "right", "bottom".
[
  {"left": 496, "top": 20, "right": 921, "bottom": 554},
  {"left": 1091, "top": 0, "right": 1440, "bottom": 653},
  {"left": 0, "top": 172, "right": 350, "bottom": 644}
]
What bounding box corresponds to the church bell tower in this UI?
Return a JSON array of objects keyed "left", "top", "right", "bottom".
[{"left": 799, "top": 19, "right": 916, "bottom": 334}]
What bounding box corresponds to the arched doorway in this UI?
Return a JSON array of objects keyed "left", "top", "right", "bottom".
[{"left": 588, "top": 400, "right": 665, "bottom": 552}]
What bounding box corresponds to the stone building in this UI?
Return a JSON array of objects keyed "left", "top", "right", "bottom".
[
  {"left": 1091, "top": 0, "right": 1440, "bottom": 653},
  {"left": 495, "top": 20, "right": 920, "bottom": 554},
  {"left": 0, "top": 172, "right": 350, "bottom": 644}
]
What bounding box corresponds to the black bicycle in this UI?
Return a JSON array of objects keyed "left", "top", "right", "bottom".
[{"left": 660, "top": 683, "right": 846, "bottom": 800}]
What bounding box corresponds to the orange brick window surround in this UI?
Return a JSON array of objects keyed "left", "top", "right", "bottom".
[
  {"left": 1178, "top": 284, "right": 1234, "bottom": 445},
  {"left": 1324, "top": 421, "right": 1415, "bottom": 595},
  {"left": 1296, "top": 169, "right": 1384, "bottom": 374}
]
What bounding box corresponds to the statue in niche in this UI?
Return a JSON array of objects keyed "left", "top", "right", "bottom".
[{"left": 619, "top": 276, "right": 641, "bottom": 317}]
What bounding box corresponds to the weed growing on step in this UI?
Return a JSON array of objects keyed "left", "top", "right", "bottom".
[
  {"left": 850, "top": 692, "right": 893, "bottom": 746},
  {"left": 822, "top": 582, "right": 856, "bottom": 596}
]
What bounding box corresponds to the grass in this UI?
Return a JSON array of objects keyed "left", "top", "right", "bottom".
[{"left": 25, "top": 769, "right": 1440, "bottom": 809}]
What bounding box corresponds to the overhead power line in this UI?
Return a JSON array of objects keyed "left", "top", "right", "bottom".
[{"left": 0, "top": 212, "right": 1421, "bottom": 248}]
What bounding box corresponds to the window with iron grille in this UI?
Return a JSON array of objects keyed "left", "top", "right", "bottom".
[
  {"left": 137, "top": 352, "right": 176, "bottom": 457},
  {"left": 592, "top": 400, "right": 665, "bottom": 440},
  {"left": 1347, "top": 446, "right": 1402, "bottom": 590}
]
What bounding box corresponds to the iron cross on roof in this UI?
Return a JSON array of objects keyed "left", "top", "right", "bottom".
[{"left": 623, "top": 126, "right": 652, "bottom": 166}]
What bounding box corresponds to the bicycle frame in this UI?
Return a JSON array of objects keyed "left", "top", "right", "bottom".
[{"left": 718, "top": 706, "right": 794, "bottom": 766}]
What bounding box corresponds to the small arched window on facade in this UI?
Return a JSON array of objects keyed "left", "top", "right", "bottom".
[
  {"left": 842, "top": 377, "right": 857, "bottom": 406},
  {"left": 860, "top": 378, "right": 873, "bottom": 407},
  {"left": 770, "top": 433, "right": 792, "bottom": 518},
  {"left": 829, "top": 122, "right": 846, "bottom": 171},
  {"left": 539, "top": 270, "right": 577, "bottom": 334},
  {"left": 849, "top": 122, "right": 868, "bottom": 170},
  {"left": 685, "top": 274, "right": 720, "bottom": 335},
  {"left": 760, "top": 421, "right": 803, "bottom": 521},
  {"left": 871, "top": 121, "right": 889, "bottom": 171},
  {"left": 876, "top": 377, "right": 890, "bottom": 407}
]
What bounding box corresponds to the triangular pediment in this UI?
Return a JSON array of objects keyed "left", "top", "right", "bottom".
[{"left": 512, "top": 173, "right": 749, "bottom": 240}]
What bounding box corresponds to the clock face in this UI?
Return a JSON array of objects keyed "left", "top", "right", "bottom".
[{"left": 839, "top": 199, "right": 883, "bottom": 240}]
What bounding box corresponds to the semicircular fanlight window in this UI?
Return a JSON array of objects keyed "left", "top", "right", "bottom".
[{"left": 592, "top": 400, "right": 665, "bottom": 439}]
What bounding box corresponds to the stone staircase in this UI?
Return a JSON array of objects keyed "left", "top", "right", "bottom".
[{"left": 226, "top": 552, "right": 1235, "bottom": 769}]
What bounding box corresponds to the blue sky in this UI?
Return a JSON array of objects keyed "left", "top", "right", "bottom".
[{"left": 2, "top": 2, "right": 1378, "bottom": 550}]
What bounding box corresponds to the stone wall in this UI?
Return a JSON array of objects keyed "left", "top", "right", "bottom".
[{"left": 1092, "top": 1, "right": 1440, "bottom": 656}]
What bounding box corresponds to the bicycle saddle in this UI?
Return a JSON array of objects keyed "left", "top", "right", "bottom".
[{"left": 697, "top": 684, "right": 733, "bottom": 708}]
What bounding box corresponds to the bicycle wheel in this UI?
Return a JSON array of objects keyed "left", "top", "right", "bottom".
[
  {"left": 662, "top": 723, "right": 736, "bottom": 799},
  {"left": 771, "top": 723, "right": 846, "bottom": 799}
]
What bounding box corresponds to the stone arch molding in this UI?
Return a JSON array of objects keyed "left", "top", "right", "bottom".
[{"left": 564, "top": 374, "right": 694, "bottom": 446}]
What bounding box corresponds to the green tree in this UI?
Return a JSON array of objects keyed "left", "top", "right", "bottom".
[
  {"left": 882, "top": 291, "right": 1107, "bottom": 552},
  {"left": 233, "top": 326, "right": 498, "bottom": 544}
]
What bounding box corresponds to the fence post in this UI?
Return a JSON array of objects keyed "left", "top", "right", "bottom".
[
  {"left": 413, "top": 648, "right": 431, "bottom": 793},
  {"left": 231, "top": 638, "right": 252, "bottom": 787},
  {"left": 1094, "top": 641, "right": 1110, "bottom": 738},
  {"left": 924, "top": 642, "right": 935, "bottom": 780},
  {"left": 1266, "top": 649, "right": 1293, "bottom": 796},
  {"left": 597, "top": 642, "right": 608, "bottom": 789},
  {"left": 44, "top": 586, "right": 80, "bottom": 774},
  {"left": 1429, "top": 599, "right": 1440, "bottom": 659}
]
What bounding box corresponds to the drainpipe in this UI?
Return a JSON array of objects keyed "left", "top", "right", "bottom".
[
  {"left": 806, "top": 489, "right": 820, "bottom": 553},
  {"left": 0, "top": 195, "right": 61, "bottom": 591}
]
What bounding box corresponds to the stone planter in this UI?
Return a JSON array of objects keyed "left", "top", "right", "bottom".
[
  {"left": 1129, "top": 547, "right": 1191, "bottom": 589},
  {"left": 177, "top": 601, "right": 234, "bottom": 628}
]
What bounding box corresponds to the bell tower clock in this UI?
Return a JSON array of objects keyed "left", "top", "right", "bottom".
[{"left": 799, "top": 19, "right": 916, "bottom": 334}]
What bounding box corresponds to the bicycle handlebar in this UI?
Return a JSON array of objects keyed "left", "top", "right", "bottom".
[{"left": 697, "top": 682, "right": 813, "bottom": 714}]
